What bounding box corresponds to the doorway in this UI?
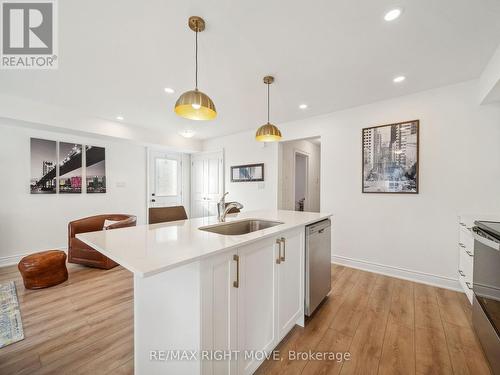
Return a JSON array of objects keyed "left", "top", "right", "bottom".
[
  {"left": 295, "top": 152, "right": 308, "bottom": 211},
  {"left": 278, "top": 137, "right": 321, "bottom": 212}
]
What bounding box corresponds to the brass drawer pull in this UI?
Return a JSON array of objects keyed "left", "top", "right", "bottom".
[
  {"left": 280, "top": 237, "right": 286, "bottom": 262},
  {"left": 233, "top": 254, "right": 239, "bottom": 288}
]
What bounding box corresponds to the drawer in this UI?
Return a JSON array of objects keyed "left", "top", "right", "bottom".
[{"left": 458, "top": 273, "right": 473, "bottom": 304}]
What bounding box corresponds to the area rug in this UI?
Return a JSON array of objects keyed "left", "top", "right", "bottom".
[{"left": 0, "top": 281, "right": 24, "bottom": 348}]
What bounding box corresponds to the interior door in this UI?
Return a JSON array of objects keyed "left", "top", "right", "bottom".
[
  {"left": 191, "top": 151, "right": 224, "bottom": 218},
  {"left": 237, "top": 237, "right": 278, "bottom": 375},
  {"left": 148, "top": 150, "right": 182, "bottom": 209}
]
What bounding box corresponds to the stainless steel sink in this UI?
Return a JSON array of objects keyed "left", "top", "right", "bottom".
[{"left": 199, "top": 219, "right": 284, "bottom": 236}]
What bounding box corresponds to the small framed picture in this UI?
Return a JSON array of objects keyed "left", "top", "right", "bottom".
[
  {"left": 231, "top": 163, "right": 264, "bottom": 182},
  {"left": 362, "top": 120, "right": 419, "bottom": 193}
]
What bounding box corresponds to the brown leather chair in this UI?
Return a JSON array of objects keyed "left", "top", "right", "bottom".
[
  {"left": 68, "top": 214, "right": 136, "bottom": 269},
  {"left": 149, "top": 206, "right": 188, "bottom": 224}
]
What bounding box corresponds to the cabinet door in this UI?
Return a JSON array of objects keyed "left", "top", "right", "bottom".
[
  {"left": 277, "top": 229, "right": 304, "bottom": 340},
  {"left": 201, "top": 252, "right": 238, "bottom": 375},
  {"left": 237, "top": 237, "right": 278, "bottom": 375}
]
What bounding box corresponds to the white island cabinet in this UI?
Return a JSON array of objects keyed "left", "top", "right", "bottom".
[{"left": 77, "top": 210, "right": 330, "bottom": 375}]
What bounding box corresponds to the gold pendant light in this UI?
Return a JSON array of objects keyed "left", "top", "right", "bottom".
[
  {"left": 256, "top": 76, "right": 282, "bottom": 142},
  {"left": 175, "top": 16, "right": 217, "bottom": 121}
]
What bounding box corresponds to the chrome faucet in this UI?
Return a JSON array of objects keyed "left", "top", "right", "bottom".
[{"left": 217, "top": 192, "right": 243, "bottom": 222}]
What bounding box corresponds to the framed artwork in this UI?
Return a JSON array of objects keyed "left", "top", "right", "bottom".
[
  {"left": 231, "top": 163, "right": 264, "bottom": 182},
  {"left": 59, "top": 142, "right": 83, "bottom": 193},
  {"left": 30, "top": 138, "right": 57, "bottom": 194},
  {"left": 85, "top": 145, "right": 106, "bottom": 193},
  {"left": 362, "top": 120, "right": 419, "bottom": 193}
]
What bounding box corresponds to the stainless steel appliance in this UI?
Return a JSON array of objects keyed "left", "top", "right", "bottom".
[
  {"left": 305, "top": 219, "right": 331, "bottom": 316},
  {"left": 472, "top": 221, "right": 500, "bottom": 375}
]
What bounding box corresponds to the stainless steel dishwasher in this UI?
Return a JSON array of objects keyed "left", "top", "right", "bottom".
[{"left": 305, "top": 218, "right": 332, "bottom": 316}]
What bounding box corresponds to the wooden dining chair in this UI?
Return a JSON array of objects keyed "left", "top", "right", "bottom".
[{"left": 149, "top": 206, "right": 188, "bottom": 224}]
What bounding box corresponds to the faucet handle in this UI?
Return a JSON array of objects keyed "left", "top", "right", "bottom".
[{"left": 221, "top": 192, "right": 229, "bottom": 200}]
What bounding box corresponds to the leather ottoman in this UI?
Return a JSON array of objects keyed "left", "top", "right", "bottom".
[{"left": 18, "top": 250, "right": 68, "bottom": 289}]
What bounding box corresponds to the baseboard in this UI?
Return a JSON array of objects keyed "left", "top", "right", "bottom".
[
  {"left": 0, "top": 247, "right": 67, "bottom": 268},
  {"left": 331, "top": 254, "right": 462, "bottom": 292}
]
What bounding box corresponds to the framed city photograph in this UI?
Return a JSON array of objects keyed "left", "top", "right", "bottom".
[
  {"left": 231, "top": 163, "right": 264, "bottom": 182},
  {"left": 59, "top": 142, "right": 83, "bottom": 193},
  {"left": 362, "top": 120, "right": 419, "bottom": 193},
  {"left": 85, "top": 146, "right": 106, "bottom": 193}
]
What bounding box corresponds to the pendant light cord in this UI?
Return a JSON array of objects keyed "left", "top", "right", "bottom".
[
  {"left": 195, "top": 28, "right": 198, "bottom": 90},
  {"left": 267, "top": 83, "right": 270, "bottom": 123}
]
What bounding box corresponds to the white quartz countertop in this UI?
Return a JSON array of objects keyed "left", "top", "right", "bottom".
[{"left": 77, "top": 210, "right": 331, "bottom": 277}]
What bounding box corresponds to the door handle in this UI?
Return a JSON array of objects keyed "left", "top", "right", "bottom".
[
  {"left": 233, "top": 254, "right": 239, "bottom": 288},
  {"left": 280, "top": 237, "right": 286, "bottom": 262},
  {"left": 276, "top": 239, "right": 282, "bottom": 264}
]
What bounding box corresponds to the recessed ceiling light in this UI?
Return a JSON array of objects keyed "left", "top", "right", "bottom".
[
  {"left": 164, "top": 87, "right": 175, "bottom": 94},
  {"left": 116, "top": 115, "right": 124, "bottom": 121},
  {"left": 299, "top": 104, "right": 308, "bottom": 110},
  {"left": 179, "top": 130, "right": 195, "bottom": 138},
  {"left": 384, "top": 8, "right": 402, "bottom": 22},
  {"left": 393, "top": 75, "right": 406, "bottom": 83}
]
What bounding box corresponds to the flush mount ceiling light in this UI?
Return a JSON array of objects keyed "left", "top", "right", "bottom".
[
  {"left": 174, "top": 16, "right": 217, "bottom": 121},
  {"left": 384, "top": 8, "right": 402, "bottom": 21},
  {"left": 116, "top": 115, "right": 124, "bottom": 121},
  {"left": 179, "top": 129, "right": 195, "bottom": 138},
  {"left": 393, "top": 75, "right": 406, "bottom": 83},
  {"left": 256, "top": 76, "right": 282, "bottom": 142},
  {"left": 164, "top": 87, "right": 175, "bottom": 94},
  {"left": 299, "top": 104, "right": 308, "bottom": 110}
]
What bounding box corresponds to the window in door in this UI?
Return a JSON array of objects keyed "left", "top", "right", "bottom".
[{"left": 155, "top": 158, "right": 178, "bottom": 197}]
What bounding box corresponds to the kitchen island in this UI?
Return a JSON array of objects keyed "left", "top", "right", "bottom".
[{"left": 77, "top": 210, "right": 331, "bottom": 375}]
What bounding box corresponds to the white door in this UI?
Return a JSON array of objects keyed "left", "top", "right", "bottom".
[
  {"left": 191, "top": 151, "right": 224, "bottom": 218},
  {"left": 276, "top": 229, "right": 304, "bottom": 340},
  {"left": 148, "top": 150, "right": 182, "bottom": 208},
  {"left": 237, "top": 237, "right": 278, "bottom": 375},
  {"left": 201, "top": 251, "right": 238, "bottom": 375}
]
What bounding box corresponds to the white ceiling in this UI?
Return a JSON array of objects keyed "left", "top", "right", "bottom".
[{"left": 1, "top": 0, "right": 500, "bottom": 140}]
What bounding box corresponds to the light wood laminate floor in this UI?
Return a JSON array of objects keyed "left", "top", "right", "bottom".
[{"left": 0, "top": 263, "right": 492, "bottom": 374}]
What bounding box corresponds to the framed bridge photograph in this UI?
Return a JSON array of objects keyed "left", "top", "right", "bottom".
[
  {"left": 362, "top": 120, "right": 419, "bottom": 193},
  {"left": 59, "top": 142, "right": 83, "bottom": 193},
  {"left": 30, "top": 138, "right": 57, "bottom": 194}
]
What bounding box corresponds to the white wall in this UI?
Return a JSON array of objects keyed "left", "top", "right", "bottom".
[
  {"left": 202, "top": 80, "right": 500, "bottom": 289},
  {"left": 203, "top": 134, "right": 279, "bottom": 210},
  {"left": 479, "top": 42, "right": 500, "bottom": 104},
  {"left": 0, "top": 119, "right": 148, "bottom": 264},
  {"left": 279, "top": 139, "right": 321, "bottom": 212}
]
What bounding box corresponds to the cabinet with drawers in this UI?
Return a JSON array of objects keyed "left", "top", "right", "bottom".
[
  {"left": 458, "top": 214, "right": 500, "bottom": 304},
  {"left": 457, "top": 216, "right": 474, "bottom": 303}
]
